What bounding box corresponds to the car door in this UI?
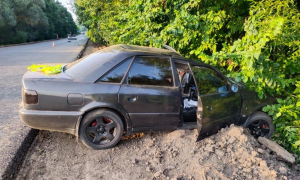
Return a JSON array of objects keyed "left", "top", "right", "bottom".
[
  {"left": 191, "top": 65, "right": 242, "bottom": 140},
  {"left": 118, "top": 56, "right": 181, "bottom": 132}
]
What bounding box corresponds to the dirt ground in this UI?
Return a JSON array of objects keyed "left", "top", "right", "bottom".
[
  {"left": 16, "top": 42, "right": 300, "bottom": 180},
  {"left": 17, "top": 126, "right": 300, "bottom": 180},
  {"left": 81, "top": 40, "right": 106, "bottom": 57}
]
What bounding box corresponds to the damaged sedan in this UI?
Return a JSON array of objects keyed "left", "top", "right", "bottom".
[{"left": 19, "top": 44, "right": 276, "bottom": 149}]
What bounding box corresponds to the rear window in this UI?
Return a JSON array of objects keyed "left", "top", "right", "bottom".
[{"left": 64, "top": 52, "right": 116, "bottom": 79}]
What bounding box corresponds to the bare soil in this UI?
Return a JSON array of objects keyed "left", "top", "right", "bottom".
[
  {"left": 16, "top": 42, "right": 300, "bottom": 180},
  {"left": 81, "top": 40, "right": 106, "bottom": 57},
  {"left": 17, "top": 125, "right": 300, "bottom": 180}
]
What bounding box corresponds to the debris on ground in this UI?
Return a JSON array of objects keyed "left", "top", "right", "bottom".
[
  {"left": 17, "top": 125, "right": 300, "bottom": 180},
  {"left": 258, "top": 137, "right": 296, "bottom": 164}
]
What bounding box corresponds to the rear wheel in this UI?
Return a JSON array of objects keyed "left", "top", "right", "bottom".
[
  {"left": 79, "top": 109, "right": 123, "bottom": 149},
  {"left": 245, "top": 111, "right": 274, "bottom": 138}
]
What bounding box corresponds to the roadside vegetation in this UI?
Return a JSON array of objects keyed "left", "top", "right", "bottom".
[
  {"left": 0, "top": 0, "right": 77, "bottom": 45},
  {"left": 75, "top": 0, "right": 300, "bottom": 157}
]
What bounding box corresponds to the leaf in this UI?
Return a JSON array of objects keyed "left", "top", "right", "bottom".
[
  {"left": 254, "top": 50, "right": 260, "bottom": 59},
  {"left": 277, "top": 98, "right": 283, "bottom": 104},
  {"left": 276, "top": 121, "right": 284, "bottom": 127},
  {"left": 258, "top": 92, "right": 263, "bottom": 99},
  {"left": 276, "top": 112, "right": 282, "bottom": 118},
  {"left": 273, "top": 63, "right": 280, "bottom": 68},
  {"left": 295, "top": 140, "right": 300, "bottom": 146}
]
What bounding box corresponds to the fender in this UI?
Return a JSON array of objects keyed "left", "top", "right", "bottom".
[
  {"left": 74, "top": 102, "right": 133, "bottom": 137},
  {"left": 238, "top": 89, "right": 277, "bottom": 125}
]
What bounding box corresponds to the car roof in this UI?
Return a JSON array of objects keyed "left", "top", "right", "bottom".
[
  {"left": 106, "top": 44, "right": 211, "bottom": 66},
  {"left": 68, "top": 44, "right": 213, "bottom": 82},
  {"left": 107, "top": 44, "right": 182, "bottom": 57}
]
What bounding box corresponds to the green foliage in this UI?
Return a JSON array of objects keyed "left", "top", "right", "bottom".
[
  {"left": 75, "top": 0, "right": 128, "bottom": 45},
  {"left": 76, "top": 0, "right": 300, "bottom": 156},
  {"left": 263, "top": 85, "right": 300, "bottom": 155},
  {"left": 12, "top": 31, "right": 28, "bottom": 44},
  {"left": 0, "top": 0, "right": 77, "bottom": 45}
]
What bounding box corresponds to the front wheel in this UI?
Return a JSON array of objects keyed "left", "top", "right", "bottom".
[
  {"left": 79, "top": 109, "right": 123, "bottom": 149},
  {"left": 245, "top": 111, "right": 274, "bottom": 138}
]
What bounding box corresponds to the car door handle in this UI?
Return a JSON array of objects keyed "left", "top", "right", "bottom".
[{"left": 128, "top": 97, "right": 137, "bottom": 102}]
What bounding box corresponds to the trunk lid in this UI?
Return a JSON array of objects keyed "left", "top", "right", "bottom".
[
  {"left": 22, "top": 64, "right": 73, "bottom": 90},
  {"left": 22, "top": 70, "right": 72, "bottom": 82},
  {"left": 23, "top": 63, "right": 71, "bottom": 81}
]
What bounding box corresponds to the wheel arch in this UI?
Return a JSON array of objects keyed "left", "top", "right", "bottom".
[
  {"left": 75, "top": 106, "right": 132, "bottom": 137},
  {"left": 242, "top": 110, "right": 271, "bottom": 128},
  {"left": 242, "top": 110, "right": 274, "bottom": 138},
  {"left": 239, "top": 102, "right": 268, "bottom": 126}
]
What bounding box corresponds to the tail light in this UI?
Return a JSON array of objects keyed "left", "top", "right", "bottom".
[{"left": 23, "top": 89, "right": 38, "bottom": 104}]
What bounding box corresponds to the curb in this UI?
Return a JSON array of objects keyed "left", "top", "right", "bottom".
[
  {"left": 0, "top": 37, "right": 89, "bottom": 180},
  {"left": 76, "top": 39, "right": 90, "bottom": 59}
]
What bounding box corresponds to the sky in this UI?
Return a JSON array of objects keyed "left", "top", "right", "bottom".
[{"left": 57, "top": 0, "right": 78, "bottom": 22}]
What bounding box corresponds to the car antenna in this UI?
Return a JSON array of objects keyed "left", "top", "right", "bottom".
[{"left": 162, "top": 44, "right": 178, "bottom": 53}]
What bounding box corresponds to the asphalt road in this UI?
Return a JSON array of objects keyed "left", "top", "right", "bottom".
[{"left": 0, "top": 34, "right": 88, "bottom": 177}]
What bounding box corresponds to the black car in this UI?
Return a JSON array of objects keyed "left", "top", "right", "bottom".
[{"left": 19, "top": 44, "right": 276, "bottom": 149}]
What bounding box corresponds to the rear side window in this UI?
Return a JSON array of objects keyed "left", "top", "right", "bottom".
[
  {"left": 99, "top": 57, "right": 132, "bottom": 83},
  {"left": 127, "top": 56, "right": 173, "bottom": 86}
]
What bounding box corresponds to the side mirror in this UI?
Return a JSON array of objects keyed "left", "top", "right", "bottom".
[{"left": 231, "top": 84, "right": 239, "bottom": 92}]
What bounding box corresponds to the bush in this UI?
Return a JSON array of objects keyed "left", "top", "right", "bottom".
[
  {"left": 12, "top": 31, "right": 28, "bottom": 44},
  {"left": 263, "top": 85, "right": 300, "bottom": 155}
]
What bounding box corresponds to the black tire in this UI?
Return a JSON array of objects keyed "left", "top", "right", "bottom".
[
  {"left": 79, "top": 109, "right": 123, "bottom": 150},
  {"left": 245, "top": 111, "right": 274, "bottom": 138}
]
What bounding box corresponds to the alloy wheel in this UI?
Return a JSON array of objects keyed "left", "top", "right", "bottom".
[
  {"left": 248, "top": 119, "right": 270, "bottom": 138},
  {"left": 85, "top": 117, "right": 117, "bottom": 145}
]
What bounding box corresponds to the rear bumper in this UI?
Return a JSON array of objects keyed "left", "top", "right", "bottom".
[{"left": 19, "top": 108, "right": 83, "bottom": 135}]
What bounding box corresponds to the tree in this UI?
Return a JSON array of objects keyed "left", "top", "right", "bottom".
[{"left": 0, "top": 0, "right": 78, "bottom": 45}]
